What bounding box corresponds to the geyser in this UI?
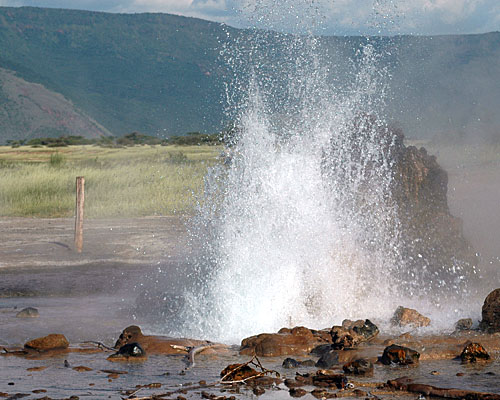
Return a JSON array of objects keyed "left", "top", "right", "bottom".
[{"left": 176, "top": 1, "right": 477, "bottom": 343}]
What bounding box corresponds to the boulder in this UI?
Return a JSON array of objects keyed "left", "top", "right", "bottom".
[
  {"left": 16, "top": 307, "right": 39, "bottom": 318},
  {"left": 342, "top": 359, "right": 373, "bottom": 376},
  {"left": 479, "top": 288, "right": 500, "bottom": 333},
  {"left": 240, "top": 326, "right": 331, "bottom": 357},
  {"left": 24, "top": 334, "right": 69, "bottom": 352},
  {"left": 380, "top": 344, "right": 420, "bottom": 365},
  {"left": 392, "top": 306, "right": 430, "bottom": 327},
  {"left": 460, "top": 342, "right": 490, "bottom": 363}
]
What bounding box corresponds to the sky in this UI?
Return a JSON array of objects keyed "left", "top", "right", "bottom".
[{"left": 0, "top": 0, "right": 499, "bottom": 35}]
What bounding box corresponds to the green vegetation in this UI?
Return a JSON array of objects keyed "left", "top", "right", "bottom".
[
  {"left": 6, "top": 131, "right": 225, "bottom": 147},
  {"left": 0, "top": 145, "right": 222, "bottom": 218}
]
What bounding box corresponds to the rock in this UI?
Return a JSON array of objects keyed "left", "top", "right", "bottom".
[
  {"left": 107, "top": 343, "right": 147, "bottom": 362},
  {"left": 380, "top": 344, "right": 420, "bottom": 365},
  {"left": 480, "top": 288, "right": 500, "bottom": 333},
  {"left": 282, "top": 358, "right": 300, "bottom": 368},
  {"left": 342, "top": 359, "right": 373, "bottom": 376},
  {"left": 351, "top": 319, "right": 379, "bottom": 341},
  {"left": 330, "top": 319, "right": 379, "bottom": 350},
  {"left": 240, "top": 326, "right": 330, "bottom": 357},
  {"left": 114, "top": 325, "right": 221, "bottom": 355},
  {"left": 16, "top": 307, "right": 39, "bottom": 318},
  {"left": 24, "top": 334, "right": 69, "bottom": 352},
  {"left": 315, "top": 349, "right": 339, "bottom": 369},
  {"left": 460, "top": 342, "right": 490, "bottom": 363},
  {"left": 282, "top": 358, "right": 315, "bottom": 368},
  {"left": 455, "top": 318, "right": 473, "bottom": 331},
  {"left": 220, "top": 363, "right": 259, "bottom": 382},
  {"left": 392, "top": 306, "right": 430, "bottom": 327},
  {"left": 312, "top": 370, "right": 348, "bottom": 389},
  {"left": 289, "top": 388, "right": 307, "bottom": 397},
  {"left": 323, "top": 115, "right": 478, "bottom": 296}
]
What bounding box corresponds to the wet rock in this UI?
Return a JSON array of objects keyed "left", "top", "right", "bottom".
[
  {"left": 310, "top": 388, "right": 336, "bottom": 399},
  {"left": 240, "top": 326, "right": 330, "bottom": 357},
  {"left": 284, "top": 378, "right": 305, "bottom": 389},
  {"left": 455, "top": 318, "right": 473, "bottom": 331},
  {"left": 330, "top": 319, "right": 379, "bottom": 350},
  {"left": 330, "top": 327, "right": 359, "bottom": 349},
  {"left": 282, "top": 358, "right": 315, "bottom": 368},
  {"left": 479, "top": 288, "right": 500, "bottom": 333},
  {"left": 24, "top": 334, "right": 69, "bottom": 352},
  {"left": 380, "top": 344, "right": 420, "bottom": 365},
  {"left": 310, "top": 344, "right": 332, "bottom": 356},
  {"left": 392, "top": 306, "right": 430, "bottom": 327},
  {"left": 312, "top": 370, "right": 348, "bottom": 389},
  {"left": 351, "top": 319, "right": 379, "bottom": 341},
  {"left": 388, "top": 377, "right": 500, "bottom": 399},
  {"left": 72, "top": 366, "right": 93, "bottom": 372},
  {"left": 16, "top": 307, "right": 39, "bottom": 318},
  {"left": 289, "top": 388, "right": 307, "bottom": 397},
  {"left": 315, "top": 349, "right": 339, "bottom": 369},
  {"left": 220, "top": 364, "right": 259, "bottom": 382},
  {"left": 342, "top": 359, "right": 373, "bottom": 376},
  {"left": 252, "top": 386, "right": 265, "bottom": 396},
  {"left": 115, "top": 325, "right": 220, "bottom": 355},
  {"left": 460, "top": 342, "right": 490, "bottom": 363},
  {"left": 107, "top": 343, "right": 147, "bottom": 362}
]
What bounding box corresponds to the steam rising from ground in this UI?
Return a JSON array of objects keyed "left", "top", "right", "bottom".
[{"left": 176, "top": 1, "right": 476, "bottom": 343}]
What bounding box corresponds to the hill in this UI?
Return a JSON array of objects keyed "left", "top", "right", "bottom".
[{"left": 0, "top": 6, "right": 499, "bottom": 143}]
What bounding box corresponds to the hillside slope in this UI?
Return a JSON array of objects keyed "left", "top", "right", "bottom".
[{"left": 0, "top": 67, "right": 111, "bottom": 140}]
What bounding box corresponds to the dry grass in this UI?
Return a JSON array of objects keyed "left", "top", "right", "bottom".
[{"left": 0, "top": 145, "right": 222, "bottom": 218}]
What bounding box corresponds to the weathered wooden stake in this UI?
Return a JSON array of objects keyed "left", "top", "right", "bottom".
[{"left": 74, "top": 176, "right": 85, "bottom": 253}]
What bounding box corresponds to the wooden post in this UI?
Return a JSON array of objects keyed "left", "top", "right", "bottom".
[{"left": 74, "top": 176, "right": 85, "bottom": 253}]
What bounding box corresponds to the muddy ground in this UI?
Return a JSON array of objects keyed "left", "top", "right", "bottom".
[{"left": 0, "top": 216, "right": 191, "bottom": 297}]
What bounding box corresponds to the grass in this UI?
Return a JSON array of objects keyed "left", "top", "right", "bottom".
[{"left": 0, "top": 145, "right": 222, "bottom": 218}]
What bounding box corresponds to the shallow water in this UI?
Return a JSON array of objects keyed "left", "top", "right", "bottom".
[{"left": 1, "top": 343, "right": 499, "bottom": 399}]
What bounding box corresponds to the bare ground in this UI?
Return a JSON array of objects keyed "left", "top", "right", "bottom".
[{"left": 0, "top": 216, "right": 191, "bottom": 297}]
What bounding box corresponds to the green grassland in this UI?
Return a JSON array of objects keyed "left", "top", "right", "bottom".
[{"left": 0, "top": 145, "right": 222, "bottom": 218}]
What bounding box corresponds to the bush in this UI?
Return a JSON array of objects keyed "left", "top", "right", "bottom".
[{"left": 49, "top": 152, "right": 65, "bottom": 167}]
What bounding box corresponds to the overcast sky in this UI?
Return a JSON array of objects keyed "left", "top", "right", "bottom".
[{"left": 0, "top": 0, "right": 499, "bottom": 35}]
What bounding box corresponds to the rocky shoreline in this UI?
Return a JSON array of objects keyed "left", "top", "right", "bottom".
[{"left": 2, "top": 289, "right": 499, "bottom": 400}]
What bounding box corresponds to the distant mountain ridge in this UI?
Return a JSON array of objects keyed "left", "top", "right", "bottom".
[{"left": 0, "top": 6, "right": 499, "bottom": 143}]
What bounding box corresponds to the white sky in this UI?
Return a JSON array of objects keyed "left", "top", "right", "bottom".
[{"left": 0, "top": 0, "right": 499, "bottom": 35}]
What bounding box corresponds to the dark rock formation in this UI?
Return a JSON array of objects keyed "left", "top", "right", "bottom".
[
  {"left": 391, "top": 306, "right": 430, "bottom": 327},
  {"left": 380, "top": 344, "right": 420, "bottom": 365},
  {"left": 24, "top": 334, "right": 69, "bottom": 352},
  {"left": 480, "top": 288, "right": 500, "bottom": 333},
  {"left": 323, "top": 114, "right": 477, "bottom": 293},
  {"left": 460, "top": 342, "right": 490, "bottom": 363},
  {"left": 16, "top": 307, "right": 39, "bottom": 318}
]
